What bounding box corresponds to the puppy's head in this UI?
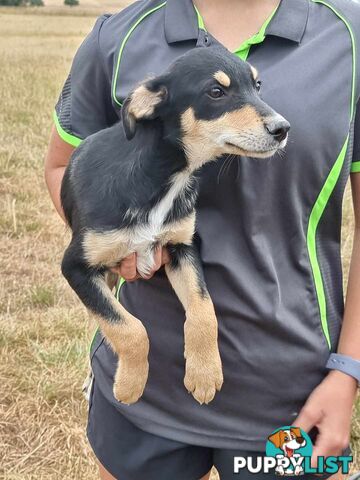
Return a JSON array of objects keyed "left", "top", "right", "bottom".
[{"left": 122, "top": 46, "right": 290, "bottom": 169}]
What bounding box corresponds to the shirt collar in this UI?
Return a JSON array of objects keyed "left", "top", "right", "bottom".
[
  {"left": 164, "top": 0, "right": 199, "bottom": 44},
  {"left": 266, "top": 0, "right": 309, "bottom": 43},
  {"left": 164, "top": 0, "right": 309, "bottom": 45}
]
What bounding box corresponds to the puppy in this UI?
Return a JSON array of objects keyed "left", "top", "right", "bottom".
[{"left": 61, "top": 46, "right": 289, "bottom": 405}]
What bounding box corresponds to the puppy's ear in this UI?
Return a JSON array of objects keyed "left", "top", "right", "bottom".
[
  {"left": 268, "top": 431, "right": 282, "bottom": 449},
  {"left": 290, "top": 427, "right": 302, "bottom": 438},
  {"left": 121, "top": 95, "right": 137, "bottom": 140},
  {"left": 121, "top": 80, "right": 168, "bottom": 140}
]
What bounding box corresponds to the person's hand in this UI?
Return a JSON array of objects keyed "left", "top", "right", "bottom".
[
  {"left": 110, "top": 246, "right": 170, "bottom": 282},
  {"left": 294, "top": 370, "right": 357, "bottom": 468}
]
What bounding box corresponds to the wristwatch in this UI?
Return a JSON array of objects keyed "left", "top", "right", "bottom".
[{"left": 326, "top": 353, "right": 360, "bottom": 385}]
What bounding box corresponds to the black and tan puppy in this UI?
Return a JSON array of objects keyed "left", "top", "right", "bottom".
[{"left": 61, "top": 46, "right": 289, "bottom": 405}]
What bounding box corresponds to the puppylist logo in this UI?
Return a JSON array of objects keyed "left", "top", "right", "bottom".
[
  {"left": 266, "top": 426, "right": 312, "bottom": 476},
  {"left": 233, "top": 426, "right": 353, "bottom": 476}
]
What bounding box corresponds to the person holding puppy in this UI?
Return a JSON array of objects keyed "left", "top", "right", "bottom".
[{"left": 45, "top": 0, "right": 360, "bottom": 478}]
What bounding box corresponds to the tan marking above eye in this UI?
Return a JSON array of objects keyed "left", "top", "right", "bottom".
[
  {"left": 213, "top": 70, "right": 231, "bottom": 88},
  {"left": 250, "top": 65, "right": 258, "bottom": 80}
]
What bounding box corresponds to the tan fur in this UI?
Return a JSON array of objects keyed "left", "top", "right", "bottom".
[
  {"left": 83, "top": 213, "right": 197, "bottom": 404},
  {"left": 250, "top": 65, "right": 259, "bottom": 80},
  {"left": 83, "top": 229, "right": 130, "bottom": 267},
  {"left": 93, "top": 276, "right": 149, "bottom": 404},
  {"left": 83, "top": 214, "right": 196, "bottom": 268},
  {"left": 181, "top": 106, "right": 265, "bottom": 169},
  {"left": 129, "top": 84, "right": 165, "bottom": 119},
  {"left": 160, "top": 213, "right": 195, "bottom": 245},
  {"left": 214, "top": 70, "right": 231, "bottom": 87},
  {"left": 165, "top": 260, "right": 223, "bottom": 404}
]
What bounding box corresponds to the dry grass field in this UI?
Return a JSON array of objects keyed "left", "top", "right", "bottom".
[{"left": 0, "top": 4, "right": 359, "bottom": 479}]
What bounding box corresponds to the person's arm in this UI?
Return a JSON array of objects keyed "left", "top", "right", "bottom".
[
  {"left": 337, "top": 174, "right": 360, "bottom": 358},
  {"left": 45, "top": 128, "right": 74, "bottom": 221},
  {"left": 294, "top": 174, "right": 360, "bottom": 467}
]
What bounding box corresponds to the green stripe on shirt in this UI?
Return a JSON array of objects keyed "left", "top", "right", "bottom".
[
  {"left": 53, "top": 110, "right": 82, "bottom": 147},
  {"left": 351, "top": 161, "right": 360, "bottom": 173}
]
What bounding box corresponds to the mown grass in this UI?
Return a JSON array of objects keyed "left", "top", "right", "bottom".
[
  {"left": 0, "top": 9, "right": 99, "bottom": 480},
  {"left": 0, "top": 5, "right": 358, "bottom": 480}
]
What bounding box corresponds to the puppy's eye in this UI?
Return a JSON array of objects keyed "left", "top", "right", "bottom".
[
  {"left": 208, "top": 86, "right": 225, "bottom": 99},
  {"left": 255, "top": 80, "right": 262, "bottom": 92}
]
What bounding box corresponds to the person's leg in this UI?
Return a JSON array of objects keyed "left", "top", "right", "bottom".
[
  {"left": 98, "top": 462, "right": 212, "bottom": 480},
  {"left": 88, "top": 379, "right": 213, "bottom": 480},
  {"left": 99, "top": 462, "right": 116, "bottom": 480},
  {"left": 200, "top": 472, "right": 212, "bottom": 480}
]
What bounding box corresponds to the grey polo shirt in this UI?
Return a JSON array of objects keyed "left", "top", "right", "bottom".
[{"left": 55, "top": 0, "right": 360, "bottom": 450}]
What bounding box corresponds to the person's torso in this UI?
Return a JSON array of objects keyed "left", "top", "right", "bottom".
[{"left": 90, "top": 0, "right": 360, "bottom": 449}]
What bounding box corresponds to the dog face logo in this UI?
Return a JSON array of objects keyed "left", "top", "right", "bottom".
[
  {"left": 268, "top": 427, "right": 306, "bottom": 458},
  {"left": 266, "top": 426, "right": 313, "bottom": 476}
]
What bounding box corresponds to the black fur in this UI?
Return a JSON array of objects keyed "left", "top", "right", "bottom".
[
  {"left": 167, "top": 243, "right": 208, "bottom": 298},
  {"left": 61, "top": 118, "right": 188, "bottom": 233},
  {"left": 61, "top": 47, "right": 282, "bottom": 234},
  {"left": 61, "top": 45, "right": 287, "bottom": 322},
  {"left": 59, "top": 45, "right": 290, "bottom": 404}
]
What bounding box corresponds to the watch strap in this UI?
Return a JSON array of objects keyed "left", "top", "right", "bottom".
[{"left": 326, "top": 353, "right": 360, "bottom": 384}]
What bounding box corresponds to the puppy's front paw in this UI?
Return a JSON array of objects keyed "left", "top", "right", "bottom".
[
  {"left": 113, "top": 358, "right": 149, "bottom": 405},
  {"left": 184, "top": 351, "right": 223, "bottom": 404}
]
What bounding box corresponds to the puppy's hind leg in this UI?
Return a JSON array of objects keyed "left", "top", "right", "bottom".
[
  {"left": 165, "top": 242, "right": 223, "bottom": 404},
  {"left": 61, "top": 241, "right": 149, "bottom": 404}
]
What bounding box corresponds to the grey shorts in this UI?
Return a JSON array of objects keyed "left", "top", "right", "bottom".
[{"left": 87, "top": 378, "right": 334, "bottom": 480}]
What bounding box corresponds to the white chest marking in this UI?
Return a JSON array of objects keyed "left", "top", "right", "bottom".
[
  {"left": 83, "top": 171, "right": 194, "bottom": 278},
  {"left": 129, "top": 170, "right": 191, "bottom": 246},
  {"left": 150, "top": 171, "right": 190, "bottom": 226},
  {"left": 131, "top": 171, "right": 192, "bottom": 276}
]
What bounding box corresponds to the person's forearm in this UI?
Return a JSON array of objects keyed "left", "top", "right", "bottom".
[
  {"left": 45, "top": 165, "right": 67, "bottom": 220},
  {"left": 338, "top": 223, "right": 360, "bottom": 362},
  {"left": 294, "top": 179, "right": 360, "bottom": 465},
  {"left": 44, "top": 127, "right": 75, "bottom": 221}
]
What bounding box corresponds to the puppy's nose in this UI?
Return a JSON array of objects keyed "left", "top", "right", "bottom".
[
  {"left": 265, "top": 118, "right": 290, "bottom": 142},
  {"left": 296, "top": 436, "right": 304, "bottom": 444}
]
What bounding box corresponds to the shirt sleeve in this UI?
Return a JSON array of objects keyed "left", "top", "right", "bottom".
[
  {"left": 351, "top": 102, "right": 360, "bottom": 173},
  {"left": 54, "top": 15, "right": 117, "bottom": 147}
]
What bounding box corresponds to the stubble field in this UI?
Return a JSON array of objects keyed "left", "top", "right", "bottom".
[{"left": 0, "top": 4, "right": 359, "bottom": 479}]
